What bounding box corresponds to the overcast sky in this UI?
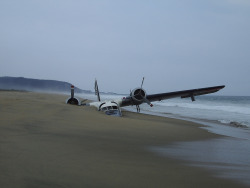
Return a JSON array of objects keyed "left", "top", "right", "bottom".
[{"left": 0, "top": 0, "right": 249, "bottom": 96}]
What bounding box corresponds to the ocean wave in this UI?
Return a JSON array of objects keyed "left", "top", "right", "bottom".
[
  {"left": 154, "top": 101, "right": 250, "bottom": 115},
  {"left": 218, "top": 120, "right": 249, "bottom": 128}
]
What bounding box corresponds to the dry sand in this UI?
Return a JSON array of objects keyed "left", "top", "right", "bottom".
[{"left": 0, "top": 91, "right": 247, "bottom": 188}]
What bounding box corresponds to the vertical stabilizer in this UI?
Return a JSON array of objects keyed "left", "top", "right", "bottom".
[{"left": 95, "top": 79, "right": 101, "bottom": 101}]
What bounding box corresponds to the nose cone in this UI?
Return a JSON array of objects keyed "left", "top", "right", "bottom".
[{"left": 66, "top": 97, "right": 80, "bottom": 105}]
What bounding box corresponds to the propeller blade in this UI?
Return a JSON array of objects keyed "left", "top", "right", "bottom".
[
  {"left": 143, "top": 97, "right": 153, "bottom": 107},
  {"left": 71, "top": 85, "right": 74, "bottom": 98},
  {"left": 95, "top": 79, "right": 101, "bottom": 101},
  {"left": 137, "top": 77, "right": 145, "bottom": 96},
  {"left": 141, "top": 77, "right": 145, "bottom": 89}
]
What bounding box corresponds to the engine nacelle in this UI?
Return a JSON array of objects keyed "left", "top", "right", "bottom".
[
  {"left": 66, "top": 85, "right": 81, "bottom": 105},
  {"left": 131, "top": 88, "right": 147, "bottom": 105},
  {"left": 66, "top": 97, "right": 81, "bottom": 105}
]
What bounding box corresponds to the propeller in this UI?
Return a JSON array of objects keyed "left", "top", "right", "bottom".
[
  {"left": 67, "top": 85, "right": 80, "bottom": 105},
  {"left": 133, "top": 77, "right": 145, "bottom": 99},
  {"left": 134, "top": 77, "right": 153, "bottom": 112}
]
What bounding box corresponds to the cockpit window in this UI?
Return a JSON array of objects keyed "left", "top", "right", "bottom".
[
  {"left": 101, "top": 105, "right": 119, "bottom": 111},
  {"left": 101, "top": 107, "right": 107, "bottom": 111}
]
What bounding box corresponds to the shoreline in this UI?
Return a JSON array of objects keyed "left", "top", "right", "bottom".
[
  {"left": 124, "top": 106, "right": 250, "bottom": 139},
  {"left": 0, "top": 91, "right": 248, "bottom": 187},
  {"left": 123, "top": 105, "right": 250, "bottom": 129}
]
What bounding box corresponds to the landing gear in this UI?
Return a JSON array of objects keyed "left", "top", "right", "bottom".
[{"left": 136, "top": 105, "right": 140, "bottom": 113}]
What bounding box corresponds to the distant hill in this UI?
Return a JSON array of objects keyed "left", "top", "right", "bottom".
[{"left": 0, "top": 77, "right": 91, "bottom": 93}]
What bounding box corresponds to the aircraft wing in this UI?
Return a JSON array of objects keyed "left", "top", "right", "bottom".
[{"left": 147, "top": 85, "right": 225, "bottom": 102}]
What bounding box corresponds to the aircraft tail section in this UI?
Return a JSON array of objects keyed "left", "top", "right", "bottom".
[{"left": 95, "top": 79, "right": 101, "bottom": 101}]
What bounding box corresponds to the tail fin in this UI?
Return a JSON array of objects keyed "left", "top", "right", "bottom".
[{"left": 95, "top": 79, "right": 101, "bottom": 101}]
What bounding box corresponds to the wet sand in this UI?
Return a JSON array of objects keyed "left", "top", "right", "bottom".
[{"left": 0, "top": 91, "right": 247, "bottom": 188}]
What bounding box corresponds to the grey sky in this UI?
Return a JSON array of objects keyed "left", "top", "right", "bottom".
[{"left": 1, "top": 0, "right": 249, "bottom": 95}]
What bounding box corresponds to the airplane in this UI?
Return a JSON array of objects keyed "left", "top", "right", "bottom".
[{"left": 66, "top": 78, "right": 225, "bottom": 116}]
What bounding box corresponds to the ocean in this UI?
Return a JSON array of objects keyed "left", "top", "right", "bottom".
[
  {"left": 126, "top": 95, "right": 250, "bottom": 128},
  {"left": 80, "top": 93, "right": 250, "bottom": 186},
  {"left": 80, "top": 93, "right": 250, "bottom": 131}
]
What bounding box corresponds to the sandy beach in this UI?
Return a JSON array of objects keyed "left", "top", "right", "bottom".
[{"left": 0, "top": 91, "right": 247, "bottom": 188}]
